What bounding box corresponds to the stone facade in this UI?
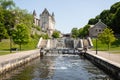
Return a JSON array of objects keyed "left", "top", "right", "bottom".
[
  {"left": 33, "top": 8, "right": 55, "bottom": 37},
  {"left": 89, "top": 20, "right": 107, "bottom": 38}
]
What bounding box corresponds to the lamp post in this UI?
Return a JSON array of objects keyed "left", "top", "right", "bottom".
[
  {"left": 96, "top": 37, "right": 98, "bottom": 54},
  {"left": 9, "top": 28, "right": 14, "bottom": 53},
  {"left": 10, "top": 35, "right": 12, "bottom": 53}
]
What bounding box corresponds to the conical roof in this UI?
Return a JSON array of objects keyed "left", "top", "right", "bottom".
[{"left": 33, "top": 10, "right": 36, "bottom": 16}]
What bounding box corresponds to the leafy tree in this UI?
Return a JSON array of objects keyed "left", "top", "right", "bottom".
[
  {"left": 0, "top": 7, "right": 4, "bottom": 23},
  {"left": 4, "top": 10, "right": 16, "bottom": 35},
  {"left": 111, "top": 8, "right": 120, "bottom": 34},
  {"left": 88, "top": 18, "right": 97, "bottom": 25},
  {"left": 78, "top": 28, "right": 83, "bottom": 38},
  {"left": 12, "top": 8, "right": 34, "bottom": 33},
  {"left": 40, "top": 34, "right": 49, "bottom": 39},
  {"left": 82, "top": 25, "right": 90, "bottom": 37},
  {"left": 88, "top": 2, "right": 120, "bottom": 34},
  {"left": 110, "top": 2, "right": 120, "bottom": 13},
  {"left": 0, "top": 22, "right": 8, "bottom": 41},
  {"left": 52, "top": 31, "right": 60, "bottom": 38},
  {"left": 98, "top": 28, "right": 116, "bottom": 50},
  {"left": 71, "top": 28, "right": 79, "bottom": 38},
  {"left": 99, "top": 10, "right": 113, "bottom": 26},
  {"left": 0, "top": 0, "right": 15, "bottom": 10},
  {"left": 88, "top": 15, "right": 100, "bottom": 25},
  {"left": 12, "top": 24, "right": 30, "bottom": 50},
  {"left": 78, "top": 25, "right": 90, "bottom": 38}
]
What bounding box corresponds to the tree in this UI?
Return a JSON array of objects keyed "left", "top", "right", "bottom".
[
  {"left": 88, "top": 18, "right": 97, "bottom": 25},
  {"left": 111, "top": 8, "right": 120, "bottom": 34},
  {"left": 12, "top": 24, "right": 30, "bottom": 50},
  {"left": 78, "top": 25, "right": 90, "bottom": 38},
  {"left": 78, "top": 28, "right": 83, "bottom": 38},
  {"left": 52, "top": 31, "right": 60, "bottom": 38},
  {"left": 4, "top": 10, "right": 16, "bottom": 35},
  {"left": 82, "top": 25, "right": 90, "bottom": 37},
  {"left": 0, "top": 23, "right": 8, "bottom": 41},
  {"left": 71, "top": 28, "right": 79, "bottom": 38},
  {"left": 98, "top": 28, "right": 116, "bottom": 50},
  {"left": 0, "top": 0, "right": 15, "bottom": 10}
]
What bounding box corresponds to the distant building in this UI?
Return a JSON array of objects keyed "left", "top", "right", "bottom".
[
  {"left": 89, "top": 20, "right": 107, "bottom": 37},
  {"left": 33, "top": 8, "right": 55, "bottom": 37}
]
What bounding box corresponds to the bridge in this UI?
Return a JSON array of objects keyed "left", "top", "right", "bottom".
[{"left": 37, "top": 37, "right": 93, "bottom": 55}]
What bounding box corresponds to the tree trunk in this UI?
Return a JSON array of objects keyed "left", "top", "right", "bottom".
[
  {"left": 108, "top": 43, "right": 110, "bottom": 51},
  {"left": 0, "top": 39, "right": 2, "bottom": 42},
  {"left": 20, "top": 44, "right": 21, "bottom": 51}
]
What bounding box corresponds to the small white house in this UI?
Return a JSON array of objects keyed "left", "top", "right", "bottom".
[{"left": 89, "top": 20, "right": 107, "bottom": 37}]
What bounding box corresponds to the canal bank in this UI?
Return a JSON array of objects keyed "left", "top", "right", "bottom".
[
  {"left": 0, "top": 49, "right": 40, "bottom": 75},
  {"left": 85, "top": 50, "right": 120, "bottom": 80}
]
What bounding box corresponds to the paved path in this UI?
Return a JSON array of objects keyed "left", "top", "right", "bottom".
[
  {"left": 0, "top": 49, "right": 39, "bottom": 64},
  {"left": 87, "top": 50, "right": 120, "bottom": 64}
]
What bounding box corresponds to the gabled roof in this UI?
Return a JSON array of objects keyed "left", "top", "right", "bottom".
[
  {"left": 94, "top": 20, "right": 107, "bottom": 28},
  {"left": 90, "top": 20, "right": 107, "bottom": 30},
  {"left": 42, "top": 8, "right": 50, "bottom": 15}
]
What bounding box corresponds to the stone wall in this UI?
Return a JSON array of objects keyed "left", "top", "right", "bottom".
[{"left": 85, "top": 53, "right": 120, "bottom": 80}]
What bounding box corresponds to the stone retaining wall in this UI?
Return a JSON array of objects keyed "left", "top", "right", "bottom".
[
  {"left": 0, "top": 50, "right": 40, "bottom": 75},
  {"left": 85, "top": 53, "right": 120, "bottom": 80}
]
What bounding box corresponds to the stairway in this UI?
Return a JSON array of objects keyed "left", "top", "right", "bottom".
[
  {"left": 83, "top": 39, "right": 89, "bottom": 47},
  {"left": 39, "top": 40, "right": 47, "bottom": 48}
]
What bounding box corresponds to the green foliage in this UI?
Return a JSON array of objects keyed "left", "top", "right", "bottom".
[
  {"left": 39, "top": 34, "right": 49, "bottom": 39},
  {"left": 12, "top": 24, "right": 30, "bottom": 50},
  {"left": 78, "top": 25, "right": 90, "bottom": 38},
  {"left": 88, "top": 2, "right": 120, "bottom": 34},
  {"left": 52, "top": 31, "right": 60, "bottom": 38},
  {"left": 88, "top": 18, "right": 98, "bottom": 25},
  {"left": 92, "top": 38, "right": 120, "bottom": 51},
  {"left": 4, "top": 10, "right": 16, "bottom": 35},
  {"left": 13, "top": 8, "right": 34, "bottom": 29},
  {"left": 111, "top": 8, "right": 120, "bottom": 34},
  {"left": 71, "top": 28, "right": 79, "bottom": 38},
  {"left": 98, "top": 28, "right": 116, "bottom": 50},
  {"left": 88, "top": 15, "right": 100, "bottom": 25},
  {"left": 99, "top": 10, "right": 113, "bottom": 26},
  {"left": 0, "top": 38, "right": 38, "bottom": 55},
  {"left": 0, "top": 7, "right": 4, "bottom": 23},
  {"left": 78, "top": 28, "right": 83, "bottom": 37},
  {"left": 0, "top": 0, "right": 15, "bottom": 10},
  {"left": 0, "top": 22, "right": 8, "bottom": 41},
  {"left": 110, "top": 2, "right": 120, "bottom": 13},
  {"left": 35, "top": 26, "right": 41, "bottom": 31}
]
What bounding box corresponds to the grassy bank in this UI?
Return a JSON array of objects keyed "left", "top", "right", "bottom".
[
  {"left": 92, "top": 38, "right": 120, "bottom": 53},
  {"left": 0, "top": 38, "right": 39, "bottom": 55}
]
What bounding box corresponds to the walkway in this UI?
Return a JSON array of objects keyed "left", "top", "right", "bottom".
[
  {"left": 0, "top": 49, "right": 39, "bottom": 64},
  {"left": 87, "top": 50, "right": 120, "bottom": 67}
]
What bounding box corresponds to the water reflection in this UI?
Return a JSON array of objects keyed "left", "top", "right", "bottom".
[{"left": 0, "top": 55, "right": 114, "bottom": 80}]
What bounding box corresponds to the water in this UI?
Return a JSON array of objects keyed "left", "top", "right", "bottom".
[{"left": 0, "top": 55, "right": 114, "bottom": 80}]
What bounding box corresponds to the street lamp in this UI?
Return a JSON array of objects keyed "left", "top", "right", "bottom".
[
  {"left": 10, "top": 35, "right": 12, "bottom": 53},
  {"left": 96, "top": 37, "right": 98, "bottom": 54},
  {"left": 9, "top": 28, "right": 14, "bottom": 53}
]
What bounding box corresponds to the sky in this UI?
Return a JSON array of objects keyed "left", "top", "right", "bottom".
[{"left": 13, "top": 0, "right": 120, "bottom": 33}]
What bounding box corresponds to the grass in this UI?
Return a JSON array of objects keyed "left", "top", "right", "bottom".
[
  {"left": 0, "top": 52, "right": 13, "bottom": 55},
  {"left": 92, "top": 38, "right": 120, "bottom": 53},
  {"left": 0, "top": 38, "right": 39, "bottom": 55}
]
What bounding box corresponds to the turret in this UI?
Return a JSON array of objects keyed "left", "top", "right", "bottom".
[
  {"left": 52, "top": 12, "right": 55, "bottom": 17},
  {"left": 33, "top": 10, "right": 37, "bottom": 16}
]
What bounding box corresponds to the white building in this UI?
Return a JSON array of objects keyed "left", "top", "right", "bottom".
[
  {"left": 33, "top": 8, "right": 55, "bottom": 37},
  {"left": 89, "top": 20, "right": 107, "bottom": 38}
]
